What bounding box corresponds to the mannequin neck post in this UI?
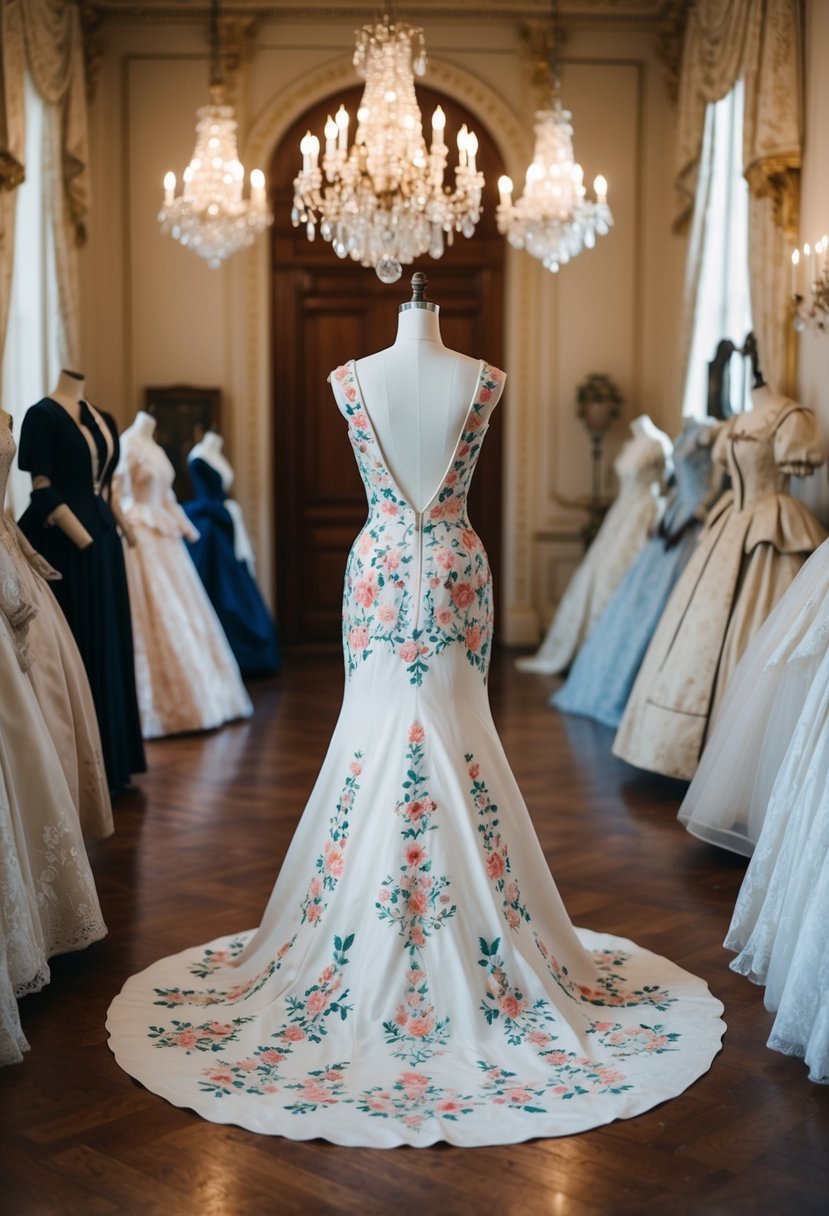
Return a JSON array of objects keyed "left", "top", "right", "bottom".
[
  {"left": 53, "top": 369, "right": 86, "bottom": 404},
  {"left": 395, "top": 304, "right": 443, "bottom": 345}
]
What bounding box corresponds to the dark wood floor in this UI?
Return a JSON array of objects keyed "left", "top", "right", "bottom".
[{"left": 2, "top": 649, "right": 827, "bottom": 1215}]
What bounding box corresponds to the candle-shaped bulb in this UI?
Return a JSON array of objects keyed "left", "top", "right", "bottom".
[
  {"left": 594, "top": 174, "right": 608, "bottom": 202},
  {"left": 803, "top": 242, "right": 811, "bottom": 256},
  {"left": 163, "top": 171, "right": 176, "bottom": 204},
  {"left": 250, "top": 168, "right": 265, "bottom": 190},
  {"left": 335, "top": 105, "right": 349, "bottom": 152},
  {"left": 457, "top": 123, "right": 469, "bottom": 166},
  {"left": 498, "top": 174, "right": 513, "bottom": 206},
  {"left": 324, "top": 115, "right": 337, "bottom": 162},
  {"left": 432, "top": 105, "right": 446, "bottom": 132},
  {"left": 309, "top": 134, "right": 320, "bottom": 167},
  {"left": 791, "top": 247, "right": 800, "bottom": 295}
]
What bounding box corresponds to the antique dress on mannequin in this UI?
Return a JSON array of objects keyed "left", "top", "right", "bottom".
[
  {"left": 517, "top": 417, "right": 671, "bottom": 676},
  {"left": 16, "top": 372, "right": 146, "bottom": 790},
  {"left": 0, "top": 412, "right": 112, "bottom": 837},
  {"left": 692, "top": 541, "right": 829, "bottom": 1082},
  {"left": 115, "top": 413, "right": 252, "bottom": 738},
  {"left": 108, "top": 295, "right": 723, "bottom": 1147},
  {"left": 553, "top": 419, "right": 721, "bottom": 728},
  {"left": 679, "top": 538, "right": 829, "bottom": 856},
  {"left": 0, "top": 540, "right": 107, "bottom": 1067},
  {"left": 614, "top": 388, "right": 826, "bottom": 780},
  {"left": 184, "top": 434, "right": 280, "bottom": 676}
]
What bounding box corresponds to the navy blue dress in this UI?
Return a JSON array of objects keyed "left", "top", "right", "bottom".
[
  {"left": 183, "top": 457, "right": 280, "bottom": 675},
  {"left": 552, "top": 421, "right": 722, "bottom": 730},
  {"left": 17, "top": 398, "right": 146, "bottom": 790}
]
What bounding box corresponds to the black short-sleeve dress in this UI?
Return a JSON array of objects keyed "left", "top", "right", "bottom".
[{"left": 17, "top": 398, "right": 146, "bottom": 790}]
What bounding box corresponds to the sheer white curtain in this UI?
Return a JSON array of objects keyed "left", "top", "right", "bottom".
[
  {"left": 682, "top": 82, "right": 753, "bottom": 420},
  {"left": 2, "top": 71, "right": 62, "bottom": 517}
]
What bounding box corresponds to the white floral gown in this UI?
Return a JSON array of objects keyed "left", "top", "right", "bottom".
[{"left": 107, "top": 361, "right": 724, "bottom": 1146}]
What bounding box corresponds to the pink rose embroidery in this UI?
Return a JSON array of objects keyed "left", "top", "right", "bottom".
[{"left": 451, "top": 581, "right": 475, "bottom": 608}]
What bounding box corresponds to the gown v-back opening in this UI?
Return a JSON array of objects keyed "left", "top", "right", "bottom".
[{"left": 107, "top": 359, "right": 724, "bottom": 1147}]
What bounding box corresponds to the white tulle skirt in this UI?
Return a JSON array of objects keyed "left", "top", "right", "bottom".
[
  {"left": 678, "top": 540, "right": 829, "bottom": 856},
  {"left": 724, "top": 615, "right": 829, "bottom": 1083}
]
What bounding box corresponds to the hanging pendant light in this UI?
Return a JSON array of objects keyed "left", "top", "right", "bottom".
[
  {"left": 496, "top": 0, "right": 612, "bottom": 273},
  {"left": 291, "top": 10, "right": 484, "bottom": 284},
  {"left": 158, "top": 0, "right": 272, "bottom": 268}
]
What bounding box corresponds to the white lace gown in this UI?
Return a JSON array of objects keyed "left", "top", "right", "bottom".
[
  {"left": 0, "top": 549, "right": 107, "bottom": 1067},
  {"left": 517, "top": 429, "right": 668, "bottom": 676},
  {"left": 107, "top": 362, "right": 723, "bottom": 1146},
  {"left": 114, "top": 433, "right": 252, "bottom": 740}
]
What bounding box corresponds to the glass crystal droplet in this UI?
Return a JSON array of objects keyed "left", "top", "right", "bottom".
[{"left": 376, "top": 255, "right": 402, "bottom": 284}]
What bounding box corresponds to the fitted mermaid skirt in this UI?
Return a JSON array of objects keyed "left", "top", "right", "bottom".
[{"left": 107, "top": 361, "right": 724, "bottom": 1145}]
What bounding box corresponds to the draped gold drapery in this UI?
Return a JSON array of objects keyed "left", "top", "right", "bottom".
[
  {"left": 675, "top": 0, "right": 802, "bottom": 393},
  {"left": 0, "top": 0, "right": 89, "bottom": 369}
]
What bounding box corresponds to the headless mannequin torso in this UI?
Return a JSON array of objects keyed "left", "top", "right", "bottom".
[
  {"left": 351, "top": 283, "right": 482, "bottom": 513},
  {"left": 189, "top": 432, "right": 234, "bottom": 493}
]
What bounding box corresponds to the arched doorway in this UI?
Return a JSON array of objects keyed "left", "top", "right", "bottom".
[{"left": 270, "top": 85, "right": 506, "bottom": 644}]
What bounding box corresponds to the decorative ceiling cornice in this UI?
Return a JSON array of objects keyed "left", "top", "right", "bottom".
[{"left": 84, "top": 1, "right": 682, "bottom": 30}]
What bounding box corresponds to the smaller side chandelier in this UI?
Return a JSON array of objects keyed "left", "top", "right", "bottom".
[
  {"left": 790, "top": 236, "right": 829, "bottom": 334},
  {"left": 158, "top": 1, "right": 272, "bottom": 268},
  {"left": 497, "top": 0, "right": 612, "bottom": 274},
  {"left": 292, "top": 16, "right": 484, "bottom": 283},
  {"left": 497, "top": 103, "right": 612, "bottom": 273}
]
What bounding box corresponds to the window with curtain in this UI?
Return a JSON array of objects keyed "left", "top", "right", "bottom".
[
  {"left": 682, "top": 81, "right": 753, "bottom": 420},
  {"left": 2, "top": 70, "right": 63, "bottom": 517}
]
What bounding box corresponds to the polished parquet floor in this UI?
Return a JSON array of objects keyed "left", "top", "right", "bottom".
[{"left": 2, "top": 649, "right": 828, "bottom": 1216}]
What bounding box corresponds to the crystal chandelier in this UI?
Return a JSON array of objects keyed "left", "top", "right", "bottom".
[
  {"left": 497, "top": 1, "right": 612, "bottom": 273},
  {"left": 790, "top": 236, "right": 829, "bottom": 334},
  {"left": 292, "top": 14, "right": 484, "bottom": 283},
  {"left": 158, "top": 0, "right": 272, "bottom": 268}
]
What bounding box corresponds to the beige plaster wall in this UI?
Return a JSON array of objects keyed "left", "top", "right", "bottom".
[{"left": 79, "top": 13, "right": 686, "bottom": 642}]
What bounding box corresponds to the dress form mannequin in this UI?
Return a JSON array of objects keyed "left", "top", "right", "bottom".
[
  {"left": 115, "top": 414, "right": 251, "bottom": 738},
  {"left": 350, "top": 274, "right": 483, "bottom": 511},
  {"left": 189, "top": 431, "right": 234, "bottom": 491},
  {"left": 17, "top": 372, "right": 147, "bottom": 789},
  {"left": 184, "top": 433, "right": 280, "bottom": 674}
]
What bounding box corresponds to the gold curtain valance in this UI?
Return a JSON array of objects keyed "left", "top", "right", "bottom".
[{"left": 674, "top": 0, "right": 802, "bottom": 236}]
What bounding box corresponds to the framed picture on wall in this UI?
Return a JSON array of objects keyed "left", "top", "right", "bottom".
[{"left": 143, "top": 384, "right": 221, "bottom": 500}]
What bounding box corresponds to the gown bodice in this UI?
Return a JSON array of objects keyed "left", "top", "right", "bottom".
[
  {"left": 116, "top": 436, "right": 192, "bottom": 538},
  {"left": 611, "top": 434, "right": 668, "bottom": 499},
  {"left": 718, "top": 400, "right": 823, "bottom": 513},
  {"left": 0, "top": 420, "right": 14, "bottom": 505},
  {"left": 660, "top": 421, "right": 718, "bottom": 541},
  {"left": 16, "top": 398, "right": 120, "bottom": 534},
  {"left": 331, "top": 360, "right": 505, "bottom": 688},
  {"left": 188, "top": 456, "right": 228, "bottom": 503}
]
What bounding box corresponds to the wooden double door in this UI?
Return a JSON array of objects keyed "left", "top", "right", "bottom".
[{"left": 271, "top": 86, "right": 506, "bottom": 644}]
